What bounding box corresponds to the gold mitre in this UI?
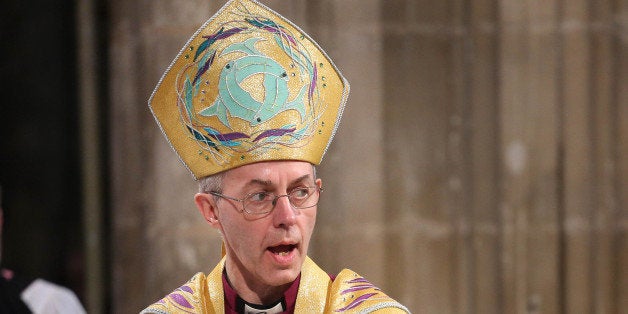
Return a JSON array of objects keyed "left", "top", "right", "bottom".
[{"left": 149, "top": 0, "right": 349, "bottom": 179}]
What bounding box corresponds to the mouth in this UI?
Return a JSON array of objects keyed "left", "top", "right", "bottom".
[{"left": 267, "top": 244, "right": 297, "bottom": 256}]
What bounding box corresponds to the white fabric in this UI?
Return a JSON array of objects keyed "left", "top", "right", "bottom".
[
  {"left": 243, "top": 301, "right": 284, "bottom": 314},
  {"left": 20, "top": 279, "right": 86, "bottom": 314}
]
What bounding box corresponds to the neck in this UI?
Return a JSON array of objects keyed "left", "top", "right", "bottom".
[{"left": 224, "top": 259, "right": 291, "bottom": 304}]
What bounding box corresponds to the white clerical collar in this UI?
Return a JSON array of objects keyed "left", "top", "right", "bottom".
[{"left": 242, "top": 300, "right": 285, "bottom": 314}]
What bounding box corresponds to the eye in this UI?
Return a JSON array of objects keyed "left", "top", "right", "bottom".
[
  {"left": 291, "top": 187, "right": 311, "bottom": 199},
  {"left": 248, "top": 191, "right": 270, "bottom": 202}
]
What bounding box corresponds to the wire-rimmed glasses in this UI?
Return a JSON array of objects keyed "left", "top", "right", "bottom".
[{"left": 209, "top": 186, "right": 323, "bottom": 215}]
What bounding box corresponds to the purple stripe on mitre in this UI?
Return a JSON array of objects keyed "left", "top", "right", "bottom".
[
  {"left": 253, "top": 128, "right": 296, "bottom": 142},
  {"left": 214, "top": 27, "right": 246, "bottom": 40},
  {"left": 168, "top": 293, "right": 194, "bottom": 309},
  {"left": 192, "top": 50, "right": 216, "bottom": 85},
  {"left": 335, "top": 292, "right": 379, "bottom": 312},
  {"left": 212, "top": 131, "right": 250, "bottom": 142},
  {"left": 202, "top": 27, "right": 246, "bottom": 41},
  {"left": 281, "top": 32, "right": 298, "bottom": 46},
  {"left": 309, "top": 64, "right": 317, "bottom": 99}
]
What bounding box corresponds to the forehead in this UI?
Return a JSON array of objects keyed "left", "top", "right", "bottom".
[{"left": 223, "top": 161, "right": 314, "bottom": 184}]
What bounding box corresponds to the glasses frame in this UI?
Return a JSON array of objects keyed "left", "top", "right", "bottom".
[{"left": 208, "top": 186, "right": 323, "bottom": 215}]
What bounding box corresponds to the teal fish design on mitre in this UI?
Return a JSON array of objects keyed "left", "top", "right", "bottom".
[{"left": 198, "top": 37, "right": 308, "bottom": 128}]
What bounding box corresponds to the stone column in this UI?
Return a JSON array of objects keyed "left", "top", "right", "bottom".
[{"left": 107, "top": 0, "right": 628, "bottom": 313}]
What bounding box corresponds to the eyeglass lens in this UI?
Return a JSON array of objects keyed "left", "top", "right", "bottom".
[{"left": 244, "top": 187, "right": 319, "bottom": 214}]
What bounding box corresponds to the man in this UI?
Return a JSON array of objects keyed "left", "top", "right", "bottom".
[
  {"left": 142, "top": 0, "right": 409, "bottom": 312},
  {"left": 0, "top": 188, "right": 86, "bottom": 314}
]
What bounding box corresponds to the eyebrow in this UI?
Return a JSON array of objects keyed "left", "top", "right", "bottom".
[
  {"left": 244, "top": 174, "right": 312, "bottom": 190},
  {"left": 289, "top": 174, "right": 313, "bottom": 186}
]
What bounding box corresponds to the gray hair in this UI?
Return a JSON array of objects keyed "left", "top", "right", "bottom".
[
  {"left": 198, "top": 171, "right": 226, "bottom": 194},
  {"left": 197, "top": 164, "right": 317, "bottom": 194}
]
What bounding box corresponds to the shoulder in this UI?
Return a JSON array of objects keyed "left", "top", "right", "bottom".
[
  {"left": 141, "top": 272, "right": 213, "bottom": 314},
  {"left": 327, "top": 269, "right": 410, "bottom": 313},
  {"left": 21, "top": 279, "right": 86, "bottom": 314}
]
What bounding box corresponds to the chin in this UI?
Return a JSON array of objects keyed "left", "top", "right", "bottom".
[{"left": 264, "top": 266, "right": 301, "bottom": 287}]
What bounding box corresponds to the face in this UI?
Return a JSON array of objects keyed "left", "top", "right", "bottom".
[{"left": 195, "top": 161, "right": 321, "bottom": 301}]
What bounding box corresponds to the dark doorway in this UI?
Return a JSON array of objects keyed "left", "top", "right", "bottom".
[{"left": 0, "top": 0, "right": 85, "bottom": 303}]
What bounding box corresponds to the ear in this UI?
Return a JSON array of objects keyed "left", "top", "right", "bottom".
[
  {"left": 194, "top": 193, "right": 221, "bottom": 228},
  {"left": 316, "top": 177, "right": 323, "bottom": 189}
]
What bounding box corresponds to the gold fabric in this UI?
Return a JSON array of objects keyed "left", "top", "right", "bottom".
[
  {"left": 149, "top": 0, "right": 349, "bottom": 179},
  {"left": 141, "top": 257, "right": 410, "bottom": 313}
]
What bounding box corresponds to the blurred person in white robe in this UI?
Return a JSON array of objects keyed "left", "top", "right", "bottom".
[{"left": 0, "top": 186, "right": 86, "bottom": 314}]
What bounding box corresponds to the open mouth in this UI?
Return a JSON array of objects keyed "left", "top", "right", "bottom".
[{"left": 268, "top": 244, "right": 297, "bottom": 256}]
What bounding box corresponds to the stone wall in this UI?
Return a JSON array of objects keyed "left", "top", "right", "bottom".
[{"left": 106, "top": 0, "right": 628, "bottom": 313}]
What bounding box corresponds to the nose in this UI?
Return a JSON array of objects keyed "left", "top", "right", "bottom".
[{"left": 272, "top": 195, "right": 296, "bottom": 228}]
